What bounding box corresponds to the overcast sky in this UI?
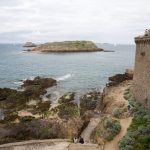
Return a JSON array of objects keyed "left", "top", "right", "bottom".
[{"left": 0, "top": 0, "right": 150, "bottom": 44}]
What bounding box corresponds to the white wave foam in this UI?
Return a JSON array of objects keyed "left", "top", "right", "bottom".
[
  {"left": 29, "top": 76, "right": 35, "bottom": 80},
  {"left": 14, "top": 76, "right": 35, "bottom": 86},
  {"left": 21, "top": 76, "right": 34, "bottom": 81},
  {"left": 56, "top": 74, "right": 72, "bottom": 81},
  {"left": 14, "top": 81, "right": 23, "bottom": 85}
]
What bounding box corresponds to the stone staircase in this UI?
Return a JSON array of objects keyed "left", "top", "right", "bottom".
[
  {"left": 67, "top": 115, "right": 102, "bottom": 150},
  {"left": 81, "top": 116, "right": 101, "bottom": 143}
]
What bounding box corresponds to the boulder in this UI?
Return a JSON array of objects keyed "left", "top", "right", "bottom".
[
  {"left": 22, "top": 76, "right": 56, "bottom": 88},
  {"left": 125, "top": 69, "right": 134, "bottom": 78}
]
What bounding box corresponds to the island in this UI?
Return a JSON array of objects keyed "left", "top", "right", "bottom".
[{"left": 32, "top": 41, "right": 103, "bottom": 52}]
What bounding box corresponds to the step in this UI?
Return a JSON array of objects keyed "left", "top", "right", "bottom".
[{"left": 68, "top": 143, "right": 102, "bottom": 150}]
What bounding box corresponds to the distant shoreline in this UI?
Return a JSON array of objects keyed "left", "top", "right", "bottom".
[{"left": 23, "top": 48, "right": 103, "bottom": 53}]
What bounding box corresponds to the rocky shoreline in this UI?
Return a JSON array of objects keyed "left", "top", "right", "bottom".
[
  {"left": 0, "top": 71, "right": 134, "bottom": 148},
  {"left": 0, "top": 76, "right": 103, "bottom": 145}
]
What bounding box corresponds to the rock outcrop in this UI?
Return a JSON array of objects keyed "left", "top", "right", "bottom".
[
  {"left": 32, "top": 41, "right": 103, "bottom": 52},
  {"left": 107, "top": 69, "right": 133, "bottom": 86},
  {"left": 23, "top": 42, "right": 37, "bottom": 47},
  {"left": 0, "top": 76, "right": 57, "bottom": 124}
]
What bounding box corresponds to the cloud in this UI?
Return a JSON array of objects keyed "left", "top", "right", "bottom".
[{"left": 0, "top": 0, "right": 150, "bottom": 43}]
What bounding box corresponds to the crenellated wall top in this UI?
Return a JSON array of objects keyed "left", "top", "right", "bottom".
[{"left": 135, "top": 29, "right": 150, "bottom": 44}]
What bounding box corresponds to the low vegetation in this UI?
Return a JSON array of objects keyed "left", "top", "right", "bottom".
[
  {"left": 119, "top": 89, "right": 150, "bottom": 150},
  {"left": 91, "top": 116, "right": 121, "bottom": 143},
  {"left": 57, "top": 92, "right": 80, "bottom": 119},
  {"left": 0, "top": 85, "right": 102, "bottom": 145},
  {"left": 58, "top": 103, "right": 80, "bottom": 119},
  {"left": 112, "top": 107, "right": 127, "bottom": 118},
  {"left": 58, "top": 92, "right": 75, "bottom": 104},
  {"left": 0, "top": 118, "right": 83, "bottom": 144},
  {"left": 33, "top": 41, "right": 101, "bottom": 52}
]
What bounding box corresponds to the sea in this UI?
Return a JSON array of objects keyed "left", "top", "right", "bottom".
[{"left": 0, "top": 43, "right": 135, "bottom": 102}]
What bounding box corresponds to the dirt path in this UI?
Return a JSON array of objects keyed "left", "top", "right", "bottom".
[
  {"left": 103, "top": 82, "right": 132, "bottom": 150},
  {"left": 0, "top": 139, "right": 102, "bottom": 150},
  {"left": 81, "top": 116, "right": 101, "bottom": 143},
  {"left": 103, "top": 81, "right": 132, "bottom": 114},
  {"left": 0, "top": 139, "right": 70, "bottom": 150},
  {"left": 104, "top": 117, "right": 132, "bottom": 150}
]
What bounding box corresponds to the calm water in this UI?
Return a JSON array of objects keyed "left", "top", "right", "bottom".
[{"left": 0, "top": 43, "right": 135, "bottom": 96}]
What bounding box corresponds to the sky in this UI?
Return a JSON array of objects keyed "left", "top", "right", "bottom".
[{"left": 0, "top": 0, "right": 150, "bottom": 44}]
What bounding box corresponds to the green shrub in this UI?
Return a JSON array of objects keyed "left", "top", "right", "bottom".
[
  {"left": 112, "top": 107, "right": 126, "bottom": 118},
  {"left": 124, "top": 90, "right": 130, "bottom": 95},
  {"left": 106, "top": 121, "right": 121, "bottom": 141},
  {"left": 124, "top": 93, "right": 132, "bottom": 100},
  {"left": 91, "top": 117, "right": 121, "bottom": 143},
  {"left": 119, "top": 89, "right": 150, "bottom": 150}
]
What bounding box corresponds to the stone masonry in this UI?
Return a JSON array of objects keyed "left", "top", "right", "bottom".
[{"left": 132, "top": 30, "right": 150, "bottom": 107}]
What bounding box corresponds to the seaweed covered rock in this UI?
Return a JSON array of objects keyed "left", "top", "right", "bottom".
[
  {"left": 0, "top": 77, "right": 56, "bottom": 110},
  {"left": 22, "top": 76, "right": 56, "bottom": 88},
  {"left": 80, "top": 91, "right": 102, "bottom": 115},
  {"left": 22, "top": 76, "right": 56, "bottom": 99},
  {"left": 0, "top": 89, "right": 28, "bottom": 111},
  {"left": 0, "top": 77, "right": 56, "bottom": 125},
  {"left": 58, "top": 102, "right": 80, "bottom": 119},
  {"left": 58, "top": 92, "right": 75, "bottom": 104},
  {"left": 36, "top": 100, "right": 51, "bottom": 114},
  {"left": 57, "top": 92, "right": 79, "bottom": 119},
  {"left": 0, "top": 88, "right": 17, "bottom": 101},
  {"left": 0, "top": 111, "right": 19, "bottom": 124}
]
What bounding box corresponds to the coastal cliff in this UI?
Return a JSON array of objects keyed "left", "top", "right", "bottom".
[{"left": 32, "top": 41, "right": 102, "bottom": 52}]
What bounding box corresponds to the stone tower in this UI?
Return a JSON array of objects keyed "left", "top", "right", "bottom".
[{"left": 133, "top": 30, "right": 150, "bottom": 107}]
